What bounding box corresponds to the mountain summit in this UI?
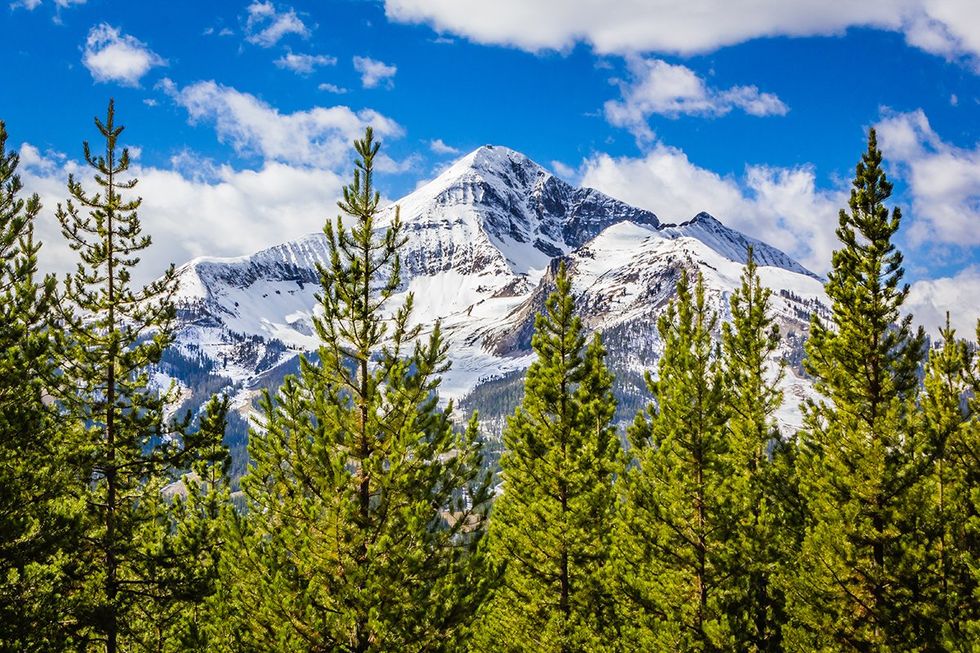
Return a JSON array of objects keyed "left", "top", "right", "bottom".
[
  {"left": 388, "top": 144, "right": 661, "bottom": 279},
  {"left": 162, "top": 146, "right": 826, "bottom": 452}
]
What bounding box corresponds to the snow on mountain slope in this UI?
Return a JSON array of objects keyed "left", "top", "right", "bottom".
[
  {"left": 462, "top": 218, "right": 825, "bottom": 431},
  {"left": 161, "top": 144, "right": 827, "bottom": 437},
  {"left": 659, "top": 212, "right": 816, "bottom": 278}
]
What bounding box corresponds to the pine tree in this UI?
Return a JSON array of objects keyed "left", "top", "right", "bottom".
[
  {"left": 131, "top": 395, "right": 231, "bottom": 652},
  {"left": 471, "top": 263, "right": 621, "bottom": 653},
  {"left": 721, "top": 247, "right": 792, "bottom": 651},
  {"left": 920, "top": 318, "right": 977, "bottom": 650},
  {"left": 55, "top": 100, "right": 217, "bottom": 651},
  {"left": 0, "top": 121, "right": 81, "bottom": 651},
  {"left": 612, "top": 270, "right": 735, "bottom": 651},
  {"left": 962, "top": 324, "right": 980, "bottom": 645},
  {"left": 787, "top": 129, "right": 932, "bottom": 651},
  {"left": 224, "top": 127, "right": 492, "bottom": 652}
]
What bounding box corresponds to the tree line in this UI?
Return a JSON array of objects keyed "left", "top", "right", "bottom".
[{"left": 1, "top": 103, "right": 977, "bottom": 652}]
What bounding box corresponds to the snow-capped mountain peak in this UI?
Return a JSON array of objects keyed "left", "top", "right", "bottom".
[
  {"left": 161, "top": 145, "right": 827, "bottom": 441},
  {"left": 389, "top": 145, "right": 661, "bottom": 277}
]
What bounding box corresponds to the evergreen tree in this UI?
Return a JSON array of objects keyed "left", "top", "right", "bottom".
[
  {"left": 920, "top": 318, "right": 977, "bottom": 650},
  {"left": 131, "top": 395, "right": 231, "bottom": 652},
  {"left": 0, "top": 121, "right": 81, "bottom": 651},
  {"left": 962, "top": 324, "right": 980, "bottom": 645},
  {"left": 612, "top": 270, "right": 735, "bottom": 651},
  {"left": 787, "top": 129, "right": 932, "bottom": 651},
  {"left": 224, "top": 128, "right": 492, "bottom": 652},
  {"left": 721, "top": 247, "right": 792, "bottom": 652},
  {"left": 471, "top": 263, "right": 621, "bottom": 653},
  {"left": 55, "top": 100, "right": 217, "bottom": 651}
]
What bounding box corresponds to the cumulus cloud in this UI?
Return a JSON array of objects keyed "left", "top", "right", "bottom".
[
  {"left": 160, "top": 79, "right": 403, "bottom": 169},
  {"left": 353, "top": 56, "right": 397, "bottom": 89},
  {"left": 244, "top": 1, "right": 309, "bottom": 47},
  {"left": 429, "top": 138, "right": 460, "bottom": 155},
  {"left": 383, "top": 0, "right": 980, "bottom": 68},
  {"left": 274, "top": 52, "right": 337, "bottom": 74},
  {"left": 579, "top": 144, "right": 845, "bottom": 274},
  {"left": 907, "top": 266, "right": 980, "bottom": 336},
  {"left": 82, "top": 23, "right": 166, "bottom": 87},
  {"left": 17, "top": 143, "right": 346, "bottom": 286},
  {"left": 605, "top": 57, "right": 788, "bottom": 140},
  {"left": 318, "top": 83, "right": 348, "bottom": 94},
  {"left": 550, "top": 160, "right": 576, "bottom": 179},
  {"left": 876, "top": 109, "right": 980, "bottom": 247}
]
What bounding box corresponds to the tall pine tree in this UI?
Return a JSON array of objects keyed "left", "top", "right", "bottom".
[
  {"left": 787, "top": 129, "right": 933, "bottom": 651},
  {"left": 721, "top": 247, "right": 793, "bottom": 652},
  {"left": 920, "top": 318, "right": 977, "bottom": 649},
  {"left": 471, "top": 263, "right": 621, "bottom": 653},
  {"left": 0, "top": 121, "right": 81, "bottom": 651},
  {"left": 223, "top": 127, "right": 492, "bottom": 652},
  {"left": 56, "top": 100, "right": 221, "bottom": 651},
  {"left": 612, "top": 270, "right": 735, "bottom": 651}
]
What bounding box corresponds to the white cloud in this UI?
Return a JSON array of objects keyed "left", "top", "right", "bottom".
[
  {"left": 160, "top": 79, "right": 403, "bottom": 169},
  {"left": 12, "top": 0, "right": 85, "bottom": 10},
  {"left": 429, "top": 138, "right": 460, "bottom": 155},
  {"left": 550, "top": 160, "right": 576, "bottom": 179},
  {"left": 82, "top": 23, "right": 166, "bottom": 87},
  {"left": 244, "top": 1, "right": 309, "bottom": 47},
  {"left": 203, "top": 26, "right": 234, "bottom": 37},
  {"left": 353, "top": 56, "right": 397, "bottom": 89},
  {"left": 384, "top": 0, "right": 980, "bottom": 68},
  {"left": 876, "top": 109, "right": 980, "bottom": 247},
  {"left": 605, "top": 57, "right": 788, "bottom": 140},
  {"left": 579, "top": 144, "right": 845, "bottom": 274},
  {"left": 907, "top": 266, "right": 980, "bottom": 336},
  {"left": 274, "top": 52, "right": 337, "bottom": 74},
  {"left": 318, "top": 83, "right": 348, "bottom": 94},
  {"left": 18, "top": 144, "right": 346, "bottom": 286},
  {"left": 375, "top": 152, "right": 425, "bottom": 174},
  {"left": 901, "top": 1, "right": 980, "bottom": 69},
  {"left": 18, "top": 143, "right": 61, "bottom": 174}
]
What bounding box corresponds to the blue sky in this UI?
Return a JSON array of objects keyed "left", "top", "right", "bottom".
[{"left": 3, "top": 0, "right": 980, "bottom": 332}]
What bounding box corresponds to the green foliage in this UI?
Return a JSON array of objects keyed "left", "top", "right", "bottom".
[
  {"left": 472, "top": 264, "right": 621, "bottom": 653},
  {"left": 224, "top": 128, "right": 492, "bottom": 652},
  {"left": 55, "top": 101, "right": 225, "bottom": 652},
  {"left": 0, "top": 120, "right": 81, "bottom": 652},
  {"left": 962, "top": 325, "right": 980, "bottom": 647},
  {"left": 787, "top": 129, "right": 933, "bottom": 651},
  {"left": 921, "top": 320, "right": 980, "bottom": 650},
  {"left": 721, "top": 247, "right": 796, "bottom": 652},
  {"left": 613, "top": 270, "right": 735, "bottom": 651},
  {"left": 135, "top": 395, "right": 231, "bottom": 652}
]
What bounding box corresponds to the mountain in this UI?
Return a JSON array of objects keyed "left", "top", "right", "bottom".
[{"left": 159, "top": 145, "right": 828, "bottom": 463}]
